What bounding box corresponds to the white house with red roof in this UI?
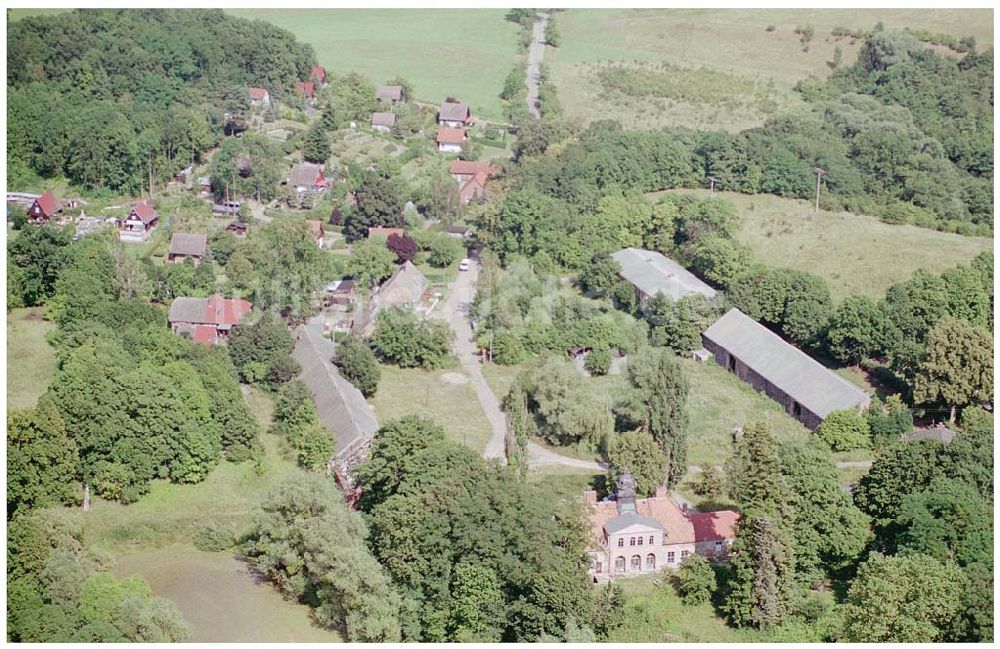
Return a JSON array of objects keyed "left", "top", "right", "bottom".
[
  {"left": 437, "top": 127, "right": 468, "bottom": 153},
  {"left": 119, "top": 200, "right": 159, "bottom": 242},
  {"left": 249, "top": 86, "right": 271, "bottom": 108},
  {"left": 168, "top": 294, "right": 253, "bottom": 345},
  {"left": 27, "top": 190, "right": 63, "bottom": 223},
  {"left": 584, "top": 470, "right": 739, "bottom": 581}
]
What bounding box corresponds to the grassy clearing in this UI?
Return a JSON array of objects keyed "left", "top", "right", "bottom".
[
  {"left": 369, "top": 365, "right": 493, "bottom": 453},
  {"left": 113, "top": 544, "right": 341, "bottom": 642},
  {"left": 7, "top": 307, "right": 57, "bottom": 410},
  {"left": 227, "top": 9, "right": 519, "bottom": 121},
  {"left": 652, "top": 189, "right": 993, "bottom": 302},
  {"left": 684, "top": 356, "right": 810, "bottom": 468},
  {"left": 608, "top": 573, "right": 744, "bottom": 642},
  {"left": 548, "top": 8, "right": 992, "bottom": 132}
]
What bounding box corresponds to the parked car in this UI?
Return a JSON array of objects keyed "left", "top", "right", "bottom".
[{"left": 459, "top": 258, "right": 471, "bottom": 271}]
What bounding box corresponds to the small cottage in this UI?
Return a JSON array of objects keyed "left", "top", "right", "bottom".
[
  {"left": 288, "top": 163, "right": 330, "bottom": 194},
  {"left": 376, "top": 85, "right": 403, "bottom": 104},
  {"left": 27, "top": 190, "right": 63, "bottom": 223},
  {"left": 119, "top": 200, "right": 159, "bottom": 242},
  {"left": 307, "top": 219, "right": 325, "bottom": 248},
  {"left": 249, "top": 86, "right": 271, "bottom": 107},
  {"left": 375, "top": 261, "right": 429, "bottom": 309},
  {"left": 371, "top": 112, "right": 396, "bottom": 133},
  {"left": 324, "top": 279, "right": 357, "bottom": 307},
  {"left": 612, "top": 248, "right": 717, "bottom": 303},
  {"left": 296, "top": 81, "right": 316, "bottom": 102},
  {"left": 168, "top": 233, "right": 209, "bottom": 265},
  {"left": 438, "top": 100, "right": 472, "bottom": 127},
  {"left": 437, "top": 127, "right": 467, "bottom": 153}
]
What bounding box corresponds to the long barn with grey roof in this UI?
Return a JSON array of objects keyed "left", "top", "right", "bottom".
[
  {"left": 611, "top": 248, "right": 717, "bottom": 302},
  {"left": 292, "top": 321, "right": 379, "bottom": 462},
  {"left": 702, "top": 308, "right": 870, "bottom": 430}
]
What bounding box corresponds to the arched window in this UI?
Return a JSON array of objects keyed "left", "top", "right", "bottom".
[
  {"left": 615, "top": 557, "right": 625, "bottom": 573},
  {"left": 630, "top": 555, "right": 641, "bottom": 571},
  {"left": 646, "top": 554, "right": 656, "bottom": 570},
  {"left": 617, "top": 538, "right": 624, "bottom": 548}
]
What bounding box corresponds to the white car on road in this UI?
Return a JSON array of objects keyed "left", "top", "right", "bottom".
[{"left": 459, "top": 259, "right": 471, "bottom": 271}]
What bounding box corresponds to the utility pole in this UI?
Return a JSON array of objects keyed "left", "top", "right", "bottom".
[
  {"left": 813, "top": 167, "right": 826, "bottom": 213},
  {"left": 708, "top": 176, "right": 718, "bottom": 198}
]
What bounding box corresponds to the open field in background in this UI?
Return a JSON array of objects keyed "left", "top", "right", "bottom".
[
  {"left": 7, "top": 307, "right": 57, "bottom": 410},
  {"left": 369, "top": 365, "right": 493, "bottom": 453},
  {"left": 113, "top": 545, "right": 341, "bottom": 643},
  {"left": 227, "top": 9, "right": 519, "bottom": 121},
  {"left": 652, "top": 189, "right": 993, "bottom": 302},
  {"left": 547, "top": 8, "right": 993, "bottom": 132}
]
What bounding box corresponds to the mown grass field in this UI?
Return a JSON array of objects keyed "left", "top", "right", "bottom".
[
  {"left": 547, "top": 8, "right": 992, "bottom": 132},
  {"left": 227, "top": 9, "right": 519, "bottom": 121},
  {"left": 7, "top": 307, "right": 57, "bottom": 410},
  {"left": 369, "top": 365, "right": 493, "bottom": 453},
  {"left": 652, "top": 189, "right": 993, "bottom": 302},
  {"left": 113, "top": 545, "right": 341, "bottom": 643}
]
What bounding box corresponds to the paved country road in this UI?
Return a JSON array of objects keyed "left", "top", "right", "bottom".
[
  {"left": 524, "top": 11, "right": 550, "bottom": 118},
  {"left": 435, "top": 261, "right": 606, "bottom": 473}
]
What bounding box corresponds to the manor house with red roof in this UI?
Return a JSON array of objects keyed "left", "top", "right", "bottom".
[{"left": 585, "top": 470, "right": 740, "bottom": 581}]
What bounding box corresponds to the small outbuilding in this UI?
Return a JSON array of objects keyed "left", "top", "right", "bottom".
[
  {"left": 371, "top": 111, "right": 396, "bottom": 133},
  {"left": 168, "top": 233, "right": 209, "bottom": 264},
  {"left": 376, "top": 85, "right": 403, "bottom": 104}
]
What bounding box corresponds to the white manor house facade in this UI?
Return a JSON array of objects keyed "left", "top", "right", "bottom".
[{"left": 584, "top": 471, "right": 740, "bottom": 581}]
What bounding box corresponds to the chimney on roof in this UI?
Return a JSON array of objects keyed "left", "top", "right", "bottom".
[
  {"left": 681, "top": 503, "right": 689, "bottom": 514},
  {"left": 616, "top": 469, "right": 637, "bottom": 515}
]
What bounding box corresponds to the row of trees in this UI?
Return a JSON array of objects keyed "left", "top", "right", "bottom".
[{"left": 8, "top": 9, "right": 316, "bottom": 193}]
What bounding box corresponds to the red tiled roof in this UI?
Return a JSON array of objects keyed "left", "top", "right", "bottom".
[
  {"left": 296, "top": 81, "right": 315, "bottom": 98},
  {"left": 204, "top": 293, "right": 253, "bottom": 327},
  {"left": 586, "top": 490, "right": 739, "bottom": 548},
  {"left": 437, "top": 127, "right": 467, "bottom": 145},
  {"left": 249, "top": 86, "right": 268, "bottom": 100},
  {"left": 690, "top": 510, "right": 740, "bottom": 542},
  {"left": 310, "top": 65, "right": 326, "bottom": 83},
  {"left": 129, "top": 200, "right": 158, "bottom": 225},
  {"left": 192, "top": 324, "right": 219, "bottom": 346},
  {"left": 33, "top": 191, "right": 62, "bottom": 218}
]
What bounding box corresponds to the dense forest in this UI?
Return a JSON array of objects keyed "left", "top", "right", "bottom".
[{"left": 7, "top": 9, "right": 315, "bottom": 194}]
